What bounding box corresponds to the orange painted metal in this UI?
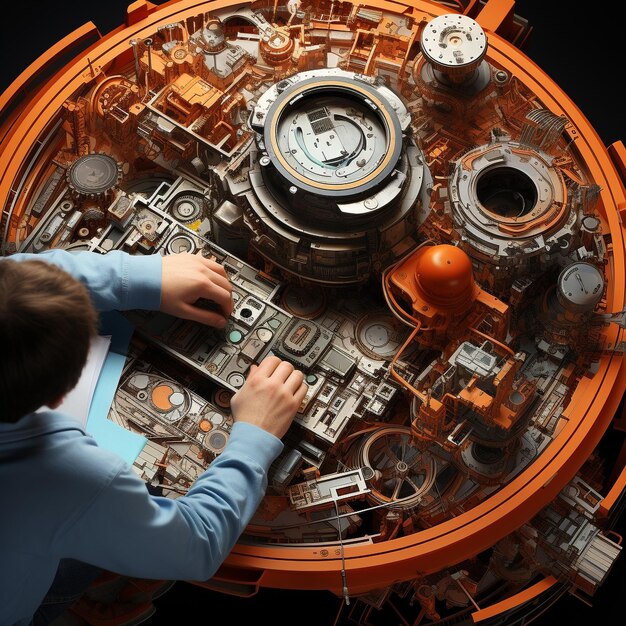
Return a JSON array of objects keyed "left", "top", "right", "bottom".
[
  {"left": 0, "top": 0, "right": 624, "bottom": 600},
  {"left": 600, "top": 459, "right": 626, "bottom": 519},
  {"left": 395, "top": 244, "right": 477, "bottom": 310},
  {"left": 471, "top": 576, "right": 558, "bottom": 622},
  {"left": 475, "top": 0, "right": 515, "bottom": 34}
]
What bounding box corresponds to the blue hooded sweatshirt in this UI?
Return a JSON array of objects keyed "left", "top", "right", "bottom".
[{"left": 0, "top": 250, "right": 282, "bottom": 626}]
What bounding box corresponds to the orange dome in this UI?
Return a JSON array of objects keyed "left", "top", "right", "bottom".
[{"left": 415, "top": 245, "right": 475, "bottom": 308}]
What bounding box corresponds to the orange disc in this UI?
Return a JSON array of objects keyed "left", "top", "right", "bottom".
[{"left": 151, "top": 384, "right": 174, "bottom": 411}]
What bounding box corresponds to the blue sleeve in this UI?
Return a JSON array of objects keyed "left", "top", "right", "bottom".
[
  {"left": 8, "top": 250, "right": 162, "bottom": 312},
  {"left": 56, "top": 422, "right": 283, "bottom": 580}
]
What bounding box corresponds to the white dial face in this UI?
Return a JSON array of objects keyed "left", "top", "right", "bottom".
[{"left": 276, "top": 97, "right": 387, "bottom": 186}]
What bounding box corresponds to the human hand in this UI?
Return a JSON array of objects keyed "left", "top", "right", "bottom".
[
  {"left": 230, "top": 356, "right": 307, "bottom": 439},
  {"left": 160, "top": 253, "right": 233, "bottom": 327}
]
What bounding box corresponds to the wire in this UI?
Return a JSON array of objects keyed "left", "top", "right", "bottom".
[
  {"left": 334, "top": 499, "right": 350, "bottom": 606},
  {"left": 468, "top": 326, "right": 515, "bottom": 357},
  {"left": 389, "top": 323, "right": 430, "bottom": 400},
  {"left": 381, "top": 240, "right": 435, "bottom": 329},
  {"left": 271, "top": 494, "right": 423, "bottom": 531}
]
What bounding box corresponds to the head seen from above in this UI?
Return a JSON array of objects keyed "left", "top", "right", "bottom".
[{"left": 0, "top": 260, "right": 97, "bottom": 422}]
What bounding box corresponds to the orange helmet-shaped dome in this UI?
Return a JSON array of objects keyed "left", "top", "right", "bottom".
[{"left": 415, "top": 245, "right": 475, "bottom": 308}]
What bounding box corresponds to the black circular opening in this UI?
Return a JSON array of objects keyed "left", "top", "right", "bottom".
[
  {"left": 476, "top": 166, "right": 537, "bottom": 218},
  {"left": 240, "top": 308, "right": 252, "bottom": 318},
  {"left": 472, "top": 443, "right": 505, "bottom": 465}
]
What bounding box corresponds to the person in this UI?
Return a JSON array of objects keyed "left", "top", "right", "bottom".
[{"left": 0, "top": 249, "right": 307, "bottom": 626}]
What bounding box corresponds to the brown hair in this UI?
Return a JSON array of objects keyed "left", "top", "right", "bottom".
[{"left": 0, "top": 259, "right": 98, "bottom": 423}]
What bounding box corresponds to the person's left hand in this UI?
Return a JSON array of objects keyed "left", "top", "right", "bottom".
[{"left": 160, "top": 253, "right": 233, "bottom": 327}]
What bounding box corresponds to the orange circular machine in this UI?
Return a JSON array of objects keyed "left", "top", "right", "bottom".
[{"left": 2, "top": 1, "right": 626, "bottom": 623}]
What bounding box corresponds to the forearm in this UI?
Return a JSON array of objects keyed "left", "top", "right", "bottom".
[
  {"left": 169, "top": 427, "right": 281, "bottom": 579},
  {"left": 9, "top": 249, "right": 162, "bottom": 312},
  {"left": 59, "top": 422, "right": 282, "bottom": 580}
]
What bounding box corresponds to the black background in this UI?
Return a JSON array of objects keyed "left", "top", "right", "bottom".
[{"left": 1, "top": 2, "right": 624, "bottom": 624}]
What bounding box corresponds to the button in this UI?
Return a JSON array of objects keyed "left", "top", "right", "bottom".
[
  {"left": 256, "top": 328, "right": 273, "bottom": 342},
  {"left": 229, "top": 330, "right": 243, "bottom": 344},
  {"left": 228, "top": 373, "right": 245, "bottom": 388},
  {"left": 306, "top": 374, "right": 318, "bottom": 385}
]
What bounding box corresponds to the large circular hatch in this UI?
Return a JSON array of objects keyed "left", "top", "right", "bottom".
[{"left": 257, "top": 71, "right": 402, "bottom": 198}]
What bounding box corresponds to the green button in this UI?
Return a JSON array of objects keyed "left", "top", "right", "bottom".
[
  {"left": 268, "top": 319, "right": 281, "bottom": 329},
  {"left": 229, "top": 330, "right": 243, "bottom": 344},
  {"left": 306, "top": 374, "right": 318, "bottom": 385}
]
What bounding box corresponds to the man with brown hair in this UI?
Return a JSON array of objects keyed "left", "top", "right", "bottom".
[{"left": 0, "top": 249, "right": 307, "bottom": 626}]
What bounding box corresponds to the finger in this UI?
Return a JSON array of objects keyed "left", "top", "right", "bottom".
[
  {"left": 179, "top": 302, "right": 228, "bottom": 328},
  {"left": 256, "top": 355, "right": 282, "bottom": 376},
  {"left": 272, "top": 360, "right": 295, "bottom": 383},
  {"left": 245, "top": 364, "right": 259, "bottom": 383},
  {"left": 202, "top": 268, "right": 232, "bottom": 294},
  {"left": 200, "top": 277, "right": 232, "bottom": 301},
  {"left": 201, "top": 283, "right": 234, "bottom": 317},
  {"left": 284, "top": 369, "right": 305, "bottom": 394},
  {"left": 207, "top": 258, "right": 228, "bottom": 277},
  {"left": 200, "top": 257, "right": 229, "bottom": 280},
  {"left": 294, "top": 381, "right": 308, "bottom": 406}
]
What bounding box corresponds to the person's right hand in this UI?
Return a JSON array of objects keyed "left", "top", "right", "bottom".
[
  {"left": 160, "top": 252, "right": 233, "bottom": 328},
  {"left": 230, "top": 356, "right": 307, "bottom": 439}
]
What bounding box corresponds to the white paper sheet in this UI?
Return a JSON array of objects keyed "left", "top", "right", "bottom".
[{"left": 57, "top": 335, "right": 111, "bottom": 429}]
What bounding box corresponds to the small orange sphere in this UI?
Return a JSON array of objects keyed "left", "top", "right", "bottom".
[{"left": 415, "top": 245, "right": 475, "bottom": 308}]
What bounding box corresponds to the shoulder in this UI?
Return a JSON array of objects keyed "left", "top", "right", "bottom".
[
  {"left": 1, "top": 411, "right": 129, "bottom": 550},
  {"left": 7, "top": 411, "right": 127, "bottom": 489}
]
